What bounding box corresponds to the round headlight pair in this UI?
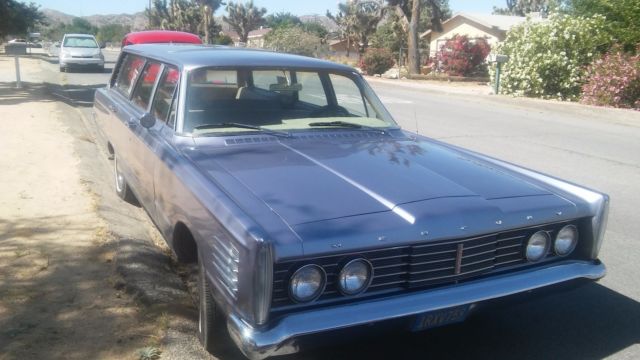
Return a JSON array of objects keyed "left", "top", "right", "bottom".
[
  {"left": 289, "top": 258, "right": 373, "bottom": 302},
  {"left": 525, "top": 225, "right": 578, "bottom": 262}
]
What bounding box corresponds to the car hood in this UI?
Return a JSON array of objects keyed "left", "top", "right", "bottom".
[{"left": 189, "top": 133, "right": 554, "bottom": 227}]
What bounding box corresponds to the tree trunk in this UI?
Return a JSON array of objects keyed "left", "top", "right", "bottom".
[
  {"left": 346, "top": 31, "right": 351, "bottom": 58},
  {"left": 407, "top": 0, "right": 421, "bottom": 75}
]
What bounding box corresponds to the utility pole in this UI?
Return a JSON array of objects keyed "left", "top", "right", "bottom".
[{"left": 148, "top": 0, "right": 152, "bottom": 28}]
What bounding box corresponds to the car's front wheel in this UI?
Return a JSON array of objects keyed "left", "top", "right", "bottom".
[
  {"left": 113, "top": 154, "right": 136, "bottom": 203},
  {"left": 198, "top": 255, "right": 227, "bottom": 354}
]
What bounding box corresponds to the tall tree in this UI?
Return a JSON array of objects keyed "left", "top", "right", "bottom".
[
  {"left": 0, "top": 0, "right": 46, "bottom": 39},
  {"left": 195, "top": 0, "right": 223, "bottom": 44},
  {"left": 387, "top": 0, "right": 444, "bottom": 74},
  {"left": 265, "top": 12, "right": 302, "bottom": 29},
  {"left": 493, "top": 0, "right": 562, "bottom": 16},
  {"left": 567, "top": 0, "right": 640, "bottom": 53},
  {"left": 328, "top": 1, "right": 385, "bottom": 58},
  {"left": 327, "top": 2, "right": 358, "bottom": 57},
  {"left": 223, "top": 1, "right": 267, "bottom": 44},
  {"left": 147, "top": 0, "right": 204, "bottom": 36}
]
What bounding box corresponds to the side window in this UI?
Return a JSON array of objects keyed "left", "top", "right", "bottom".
[
  {"left": 115, "top": 54, "right": 145, "bottom": 97},
  {"left": 151, "top": 66, "right": 179, "bottom": 124},
  {"left": 329, "top": 73, "right": 367, "bottom": 116},
  {"left": 132, "top": 61, "right": 162, "bottom": 110},
  {"left": 296, "top": 72, "right": 328, "bottom": 106}
]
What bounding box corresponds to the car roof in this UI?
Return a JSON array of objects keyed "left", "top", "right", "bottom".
[
  {"left": 122, "top": 30, "right": 202, "bottom": 45},
  {"left": 123, "top": 44, "right": 355, "bottom": 72}
]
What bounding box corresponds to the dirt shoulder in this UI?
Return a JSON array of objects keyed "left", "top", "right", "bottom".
[{"left": 0, "top": 57, "right": 164, "bottom": 360}]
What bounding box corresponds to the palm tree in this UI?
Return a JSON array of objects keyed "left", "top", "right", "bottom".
[{"left": 223, "top": 1, "right": 267, "bottom": 44}]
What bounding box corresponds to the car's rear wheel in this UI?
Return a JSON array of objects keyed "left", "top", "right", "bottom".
[
  {"left": 198, "top": 255, "right": 227, "bottom": 354},
  {"left": 113, "top": 154, "right": 136, "bottom": 203}
]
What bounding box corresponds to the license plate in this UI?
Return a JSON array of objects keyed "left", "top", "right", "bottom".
[{"left": 412, "top": 305, "right": 470, "bottom": 331}]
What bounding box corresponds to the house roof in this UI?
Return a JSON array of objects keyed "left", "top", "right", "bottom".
[
  {"left": 248, "top": 28, "right": 271, "bottom": 38},
  {"left": 421, "top": 12, "right": 537, "bottom": 38}
]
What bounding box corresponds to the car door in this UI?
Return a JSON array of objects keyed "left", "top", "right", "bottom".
[
  {"left": 127, "top": 60, "right": 165, "bottom": 211},
  {"left": 103, "top": 53, "right": 147, "bottom": 199},
  {"left": 146, "top": 65, "right": 181, "bottom": 234}
]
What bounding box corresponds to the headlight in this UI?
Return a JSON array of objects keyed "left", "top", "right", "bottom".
[
  {"left": 526, "top": 231, "right": 550, "bottom": 262},
  {"left": 555, "top": 225, "right": 578, "bottom": 256},
  {"left": 289, "top": 264, "right": 325, "bottom": 302},
  {"left": 338, "top": 258, "right": 373, "bottom": 296}
]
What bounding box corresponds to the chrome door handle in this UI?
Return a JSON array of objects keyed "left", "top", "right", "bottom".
[
  {"left": 108, "top": 104, "right": 118, "bottom": 114},
  {"left": 127, "top": 118, "right": 138, "bottom": 128}
]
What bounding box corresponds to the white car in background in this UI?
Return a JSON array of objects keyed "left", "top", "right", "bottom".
[{"left": 59, "top": 33, "right": 105, "bottom": 72}]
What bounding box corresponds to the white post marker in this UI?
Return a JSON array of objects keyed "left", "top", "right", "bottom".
[{"left": 14, "top": 56, "right": 22, "bottom": 89}]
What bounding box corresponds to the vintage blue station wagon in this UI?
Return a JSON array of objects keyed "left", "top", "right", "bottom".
[{"left": 93, "top": 44, "right": 609, "bottom": 359}]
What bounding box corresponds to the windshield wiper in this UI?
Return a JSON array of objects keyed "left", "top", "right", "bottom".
[
  {"left": 193, "top": 122, "right": 291, "bottom": 138},
  {"left": 308, "top": 120, "right": 390, "bottom": 135}
]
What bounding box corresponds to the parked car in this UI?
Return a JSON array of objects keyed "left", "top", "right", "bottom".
[
  {"left": 59, "top": 33, "right": 105, "bottom": 72},
  {"left": 93, "top": 44, "right": 609, "bottom": 359},
  {"left": 120, "top": 30, "right": 202, "bottom": 48}
]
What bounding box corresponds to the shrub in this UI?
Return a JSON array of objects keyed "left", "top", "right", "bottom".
[
  {"left": 581, "top": 50, "right": 640, "bottom": 110},
  {"left": 359, "top": 48, "right": 396, "bottom": 75},
  {"left": 438, "top": 35, "right": 491, "bottom": 76},
  {"left": 264, "top": 26, "right": 325, "bottom": 57},
  {"left": 493, "top": 14, "right": 611, "bottom": 100}
]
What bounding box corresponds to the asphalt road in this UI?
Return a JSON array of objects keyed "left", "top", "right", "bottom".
[{"left": 33, "top": 53, "right": 640, "bottom": 359}]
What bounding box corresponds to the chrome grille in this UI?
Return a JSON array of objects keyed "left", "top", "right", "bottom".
[{"left": 272, "top": 222, "right": 571, "bottom": 310}]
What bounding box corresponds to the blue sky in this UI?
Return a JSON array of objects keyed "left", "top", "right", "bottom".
[{"left": 32, "top": 0, "right": 504, "bottom": 17}]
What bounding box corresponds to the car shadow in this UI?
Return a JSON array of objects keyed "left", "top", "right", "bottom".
[
  {"left": 44, "top": 82, "right": 105, "bottom": 108},
  {"left": 282, "top": 282, "right": 640, "bottom": 359}
]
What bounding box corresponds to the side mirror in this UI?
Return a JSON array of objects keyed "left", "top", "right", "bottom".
[
  {"left": 100, "top": 42, "right": 106, "bottom": 49},
  {"left": 140, "top": 112, "right": 156, "bottom": 129}
]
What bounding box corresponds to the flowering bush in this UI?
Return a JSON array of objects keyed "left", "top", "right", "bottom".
[
  {"left": 581, "top": 50, "right": 640, "bottom": 110},
  {"left": 438, "top": 35, "right": 491, "bottom": 76},
  {"left": 359, "top": 48, "right": 395, "bottom": 75},
  {"left": 493, "top": 14, "right": 610, "bottom": 100}
]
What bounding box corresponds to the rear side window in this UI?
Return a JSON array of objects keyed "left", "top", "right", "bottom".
[
  {"left": 151, "top": 66, "right": 180, "bottom": 124},
  {"left": 115, "top": 54, "right": 145, "bottom": 97},
  {"left": 132, "top": 61, "right": 162, "bottom": 110}
]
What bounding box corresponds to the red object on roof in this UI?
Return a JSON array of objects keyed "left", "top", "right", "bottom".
[{"left": 121, "top": 30, "right": 202, "bottom": 48}]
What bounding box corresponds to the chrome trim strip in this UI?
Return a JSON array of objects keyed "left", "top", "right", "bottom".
[{"left": 228, "top": 261, "right": 605, "bottom": 360}]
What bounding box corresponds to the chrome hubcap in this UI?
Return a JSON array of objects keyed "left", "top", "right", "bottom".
[{"left": 114, "top": 157, "right": 125, "bottom": 192}]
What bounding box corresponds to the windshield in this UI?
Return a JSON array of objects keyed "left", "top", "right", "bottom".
[
  {"left": 184, "top": 67, "right": 397, "bottom": 135},
  {"left": 63, "top": 37, "right": 98, "bottom": 48}
]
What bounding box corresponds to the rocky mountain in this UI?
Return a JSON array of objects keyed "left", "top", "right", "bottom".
[
  {"left": 41, "top": 8, "right": 337, "bottom": 34},
  {"left": 299, "top": 15, "right": 339, "bottom": 33},
  {"left": 42, "top": 8, "right": 148, "bottom": 31}
]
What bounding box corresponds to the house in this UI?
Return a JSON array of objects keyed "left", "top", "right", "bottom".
[
  {"left": 222, "top": 27, "right": 271, "bottom": 48},
  {"left": 328, "top": 39, "right": 359, "bottom": 59},
  {"left": 420, "top": 12, "right": 541, "bottom": 58}
]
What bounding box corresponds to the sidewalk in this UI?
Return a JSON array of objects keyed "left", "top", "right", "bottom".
[
  {"left": 366, "top": 75, "right": 493, "bottom": 96},
  {"left": 0, "top": 56, "right": 162, "bottom": 360}
]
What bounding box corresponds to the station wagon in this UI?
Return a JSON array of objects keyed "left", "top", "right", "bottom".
[{"left": 93, "top": 44, "right": 608, "bottom": 359}]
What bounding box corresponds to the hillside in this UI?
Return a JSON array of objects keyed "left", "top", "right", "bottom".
[
  {"left": 41, "top": 9, "right": 337, "bottom": 34},
  {"left": 42, "top": 8, "right": 148, "bottom": 31}
]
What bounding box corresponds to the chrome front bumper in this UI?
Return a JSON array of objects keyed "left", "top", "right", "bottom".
[{"left": 227, "top": 260, "right": 605, "bottom": 360}]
